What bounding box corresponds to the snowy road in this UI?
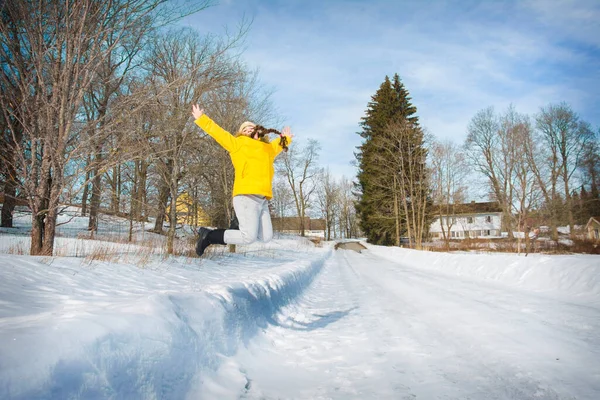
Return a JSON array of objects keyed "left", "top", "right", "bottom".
[
  {"left": 237, "top": 248, "right": 600, "bottom": 399},
  {"left": 1, "top": 238, "right": 599, "bottom": 400}
]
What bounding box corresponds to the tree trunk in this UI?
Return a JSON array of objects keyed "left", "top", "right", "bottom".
[
  {"left": 30, "top": 172, "right": 52, "bottom": 255},
  {"left": 440, "top": 213, "right": 450, "bottom": 251},
  {"left": 503, "top": 210, "right": 514, "bottom": 239},
  {"left": 129, "top": 162, "right": 140, "bottom": 242},
  {"left": 30, "top": 212, "right": 44, "bottom": 255},
  {"left": 166, "top": 158, "right": 180, "bottom": 255},
  {"left": 81, "top": 159, "right": 91, "bottom": 216},
  {"left": 393, "top": 175, "right": 400, "bottom": 247},
  {"left": 134, "top": 159, "right": 148, "bottom": 222},
  {"left": 128, "top": 205, "right": 134, "bottom": 243},
  {"left": 110, "top": 164, "right": 120, "bottom": 214},
  {"left": 88, "top": 165, "right": 102, "bottom": 235},
  {"left": 1, "top": 174, "right": 17, "bottom": 228},
  {"left": 1, "top": 120, "right": 23, "bottom": 227},
  {"left": 564, "top": 179, "right": 575, "bottom": 239},
  {"left": 399, "top": 181, "right": 413, "bottom": 248},
  {"left": 516, "top": 216, "right": 523, "bottom": 255},
  {"left": 154, "top": 182, "right": 170, "bottom": 233},
  {"left": 299, "top": 186, "right": 306, "bottom": 237},
  {"left": 41, "top": 207, "right": 58, "bottom": 256},
  {"left": 167, "top": 193, "right": 177, "bottom": 254},
  {"left": 131, "top": 161, "right": 140, "bottom": 221},
  {"left": 88, "top": 141, "right": 103, "bottom": 234},
  {"left": 550, "top": 189, "right": 559, "bottom": 242}
]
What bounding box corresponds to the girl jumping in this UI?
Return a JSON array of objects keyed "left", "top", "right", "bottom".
[{"left": 191, "top": 104, "right": 293, "bottom": 257}]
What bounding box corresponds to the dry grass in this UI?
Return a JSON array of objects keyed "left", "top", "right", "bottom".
[
  {"left": 135, "top": 249, "right": 153, "bottom": 268},
  {"left": 171, "top": 236, "right": 198, "bottom": 258},
  {"left": 42, "top": 231, "right": 201, "bottom": 267},
  {"left": 84, "top": 243, "right": 123, "bottom": 263},
  {"left": 424, "top": 237, "right": 600, "bottom": 255},
  {"left": 52, "top": 246, "right": 67, "bottom": 257},
  {"left": 7, "top": 243, "right": 26, "bottom": 255}
]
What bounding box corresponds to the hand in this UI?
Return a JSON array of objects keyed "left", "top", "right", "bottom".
[
  {"left": 192, "top": 104, "right": 204, "bottom": 119},
  {"left": 281, "top": 126, "right": 294, "bottom": 138}
]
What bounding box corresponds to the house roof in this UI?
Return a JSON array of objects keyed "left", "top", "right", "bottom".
[
  {"left": 586, "top": 216, "right": 600, "bottom": 228},
  {"left": 434, "top": 201, "right": 502, "bottom": 215},
  {"left": 272, "top": 217, "right": 310, "bottom": 231},
  {"left": 310, "top": 219, "right": 326, "bottom": 231},
  {"left": 272, "top": 217, "right": 326, "bottom": 231}
]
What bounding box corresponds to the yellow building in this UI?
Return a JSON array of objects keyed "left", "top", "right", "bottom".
[
  {"left": 586, "top": 216, "right": 600, "bottom": 241},
  {"left": 167, "top": 192, "right": 210, "bottom": 226}
]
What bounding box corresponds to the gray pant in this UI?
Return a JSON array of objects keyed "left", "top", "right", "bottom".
[{"left": 223, "top": 195, "right": 273, "bottom": 245}]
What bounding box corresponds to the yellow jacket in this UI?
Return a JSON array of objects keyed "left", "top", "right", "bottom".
[{"left": 195, "top": 115, "right": 290, "bottom": 200}]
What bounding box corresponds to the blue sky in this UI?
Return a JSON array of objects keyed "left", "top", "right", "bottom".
[{"left": 182, "top": 0, "right": 600, "bottom": 180}]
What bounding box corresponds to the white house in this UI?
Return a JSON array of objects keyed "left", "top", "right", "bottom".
[{"left": 429, "top": 201, "right": 503, "bottom": 240}]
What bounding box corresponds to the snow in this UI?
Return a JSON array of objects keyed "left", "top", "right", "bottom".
[
  {"left": 369, "top": 246, "right": 600, "bottom": 302},
  {"left": 1, "top": 212, "right": 599, "bottom": 399}
]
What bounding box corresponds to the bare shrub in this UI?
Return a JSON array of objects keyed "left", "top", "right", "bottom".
[
  {"left": 570, "top": 239, "right": 600, "bottom": 254},
  {"left": 307, "top": 236, "right": 323, "bottom": 247}
]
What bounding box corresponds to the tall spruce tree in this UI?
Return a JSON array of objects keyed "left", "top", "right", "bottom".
[{"left": 355, "top": 74, "right": 426, "bottom": 245}]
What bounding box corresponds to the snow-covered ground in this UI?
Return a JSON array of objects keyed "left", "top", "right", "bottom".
[{"left": 1, "top": 211, "right": 599, "bottom": 399}]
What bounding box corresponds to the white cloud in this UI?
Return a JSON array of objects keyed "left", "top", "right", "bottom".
[
  {"left": 523, "top": 0, "right": 600, "bottom": 48},
  {"left": 182, "top": 0, "right": 600, "bottom": 171}
]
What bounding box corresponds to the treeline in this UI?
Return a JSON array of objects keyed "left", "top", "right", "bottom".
[
  {"left": 0, "top": 0, "right": 255, "bottom": 256},
  {"left": 454, "top": 103, "right": 598, "bottom": 242},
  {"left": 0, "top": 1, "right": 360, "bottom": 256},
  {"left": 272, "top": 140, "right": 360, "bottom": 240},
  {"left": 356, "top": 74, "right": 600, "bottom": 248}
]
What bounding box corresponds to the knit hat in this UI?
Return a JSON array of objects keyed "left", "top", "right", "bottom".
[{"left": 238, "top": 121, "right": 256, "bottom": 134}]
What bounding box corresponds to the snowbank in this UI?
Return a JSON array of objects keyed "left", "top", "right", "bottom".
[
  {"left": 0, "top": 249, "right": 329, "bottom": 399},
  {"left": 366, "top": 245, "right": 600, "bottom": 301}
]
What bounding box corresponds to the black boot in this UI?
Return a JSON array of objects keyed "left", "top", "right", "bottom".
[{"left": 195, "top": 228, "right": 226, "bottom": 257}]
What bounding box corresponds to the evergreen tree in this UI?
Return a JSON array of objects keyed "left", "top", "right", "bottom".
[
  {"left": 579, "top": 128, "right": 600, "bottom": 218},
  {"left": 355, "top": 74, "right": 428, "bottom": 246},
  {"left": 572, "top": 188, "right": 584, "bottom": 225}
]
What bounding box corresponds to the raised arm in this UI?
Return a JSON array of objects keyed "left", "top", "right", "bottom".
[{"left": 192, "top": 104, "right": 238, "bottom": 153}]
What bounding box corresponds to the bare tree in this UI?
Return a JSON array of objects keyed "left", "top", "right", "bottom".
[
  {"left": 465, "top": 106, "right": 525, "bottom": 239},
  {"left": 0, "top": 0, "right": 217, "bottom": 254},
  {"left": 278, "top": 139, "right": 321, "bottom": 236},
  {"left": 0, "top": 70, "right": 23, "bottom": 227},
  {"left": 374, "top": 118, "right": 429, "bottom": 248},
  {"left": 81, "top": 16, "right": 153, "bottom": 232},
  {"left": 272, "top": 177, "right": 294, "bottom": 218},
  {"left": 510, "top": 117, "right": 540, "bottom": 254},
  {"left": 534, "top": 103, "right": 593, "bottom": 239},
  {"left": 315, "top": 168, "right": 338, "bottom": 240},
  {"left": 429, "top": 139, "right": 468, "bottom": 249},
  {"left": 0, "top": 0, "right": 179, "bottom": 255},
  {"left": 578, "top": 127, "right": 600, "bottom": 218},
  {"left": 337, "top": 177, "right": 359, "bottom": 239},
  {"left": 131, "top": 27, "right": 245, "bottom": 253}
]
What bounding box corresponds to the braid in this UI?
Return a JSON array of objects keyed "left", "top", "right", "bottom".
[{"left": 253, "top": 125, "right": 288, "bottom": 152}]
